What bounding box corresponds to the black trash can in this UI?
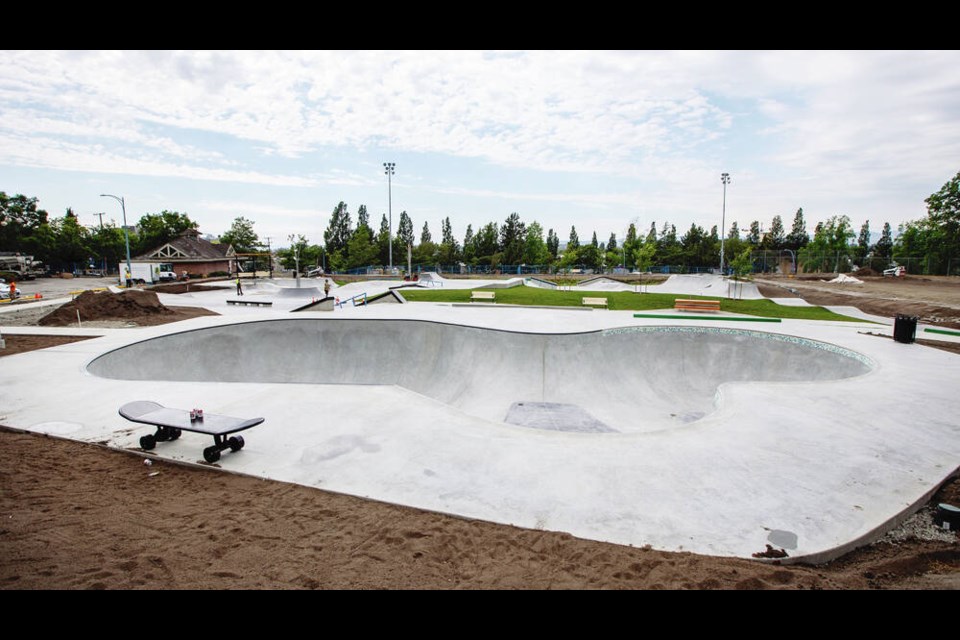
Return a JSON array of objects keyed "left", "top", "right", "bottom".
[
  {"left": 934, "top": 503, "right": 960, "bottom": 531},
  {"left": 893, "top": 314, "right": 918, "bottom": 343}
]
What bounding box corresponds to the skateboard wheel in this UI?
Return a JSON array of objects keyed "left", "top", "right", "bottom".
[
  {"left": 155, "top": 427, "right": 170, "bottom": 442},
  {"left": 169, "top": 428, "right": 181, "bottom": 441},
  {"left": 228, "top": 436, "right": 244, "bottom": 452},
  {"left": 140, "top": 434, "right": 156, "bottom": 450},
  {"left": 203, "top": 446, "right": 221, "bottom": 463}
]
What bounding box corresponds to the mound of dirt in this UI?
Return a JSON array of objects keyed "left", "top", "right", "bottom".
[
  {"left": 855, "top": 267, "right": 879, "bottom": 277},
  {"left": 38, "top": 289, "right": 176, "bottom": 326}
]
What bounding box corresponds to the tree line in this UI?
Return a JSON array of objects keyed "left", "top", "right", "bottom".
[
  {"left": 0, "top": 194, "right": 203, "bottom": 273},
  {"left": 3, "top": 169, "right": 957, "bottom": 276}
]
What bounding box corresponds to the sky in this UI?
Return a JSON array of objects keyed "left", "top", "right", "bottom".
[{"left": 2, "top": 50, "right": 959, "bottom": 249}]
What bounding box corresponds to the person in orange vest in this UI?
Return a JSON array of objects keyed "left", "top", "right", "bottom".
[{"left": 8, "top": 281, "right": 16, "bottom": 300}]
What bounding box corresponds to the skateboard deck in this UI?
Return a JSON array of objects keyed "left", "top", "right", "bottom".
[{"left": 119, "top": 400, "right": 264, "bottom": 463}]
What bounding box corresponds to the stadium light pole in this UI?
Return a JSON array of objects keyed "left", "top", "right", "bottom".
[
  {"left": 720, "top": 173, "right": 731, "bottom": 274},
  {"left": 384, "top": 162, "right": 395, "bottom": 273},
  {"left": 101, "top": 193, "right": 131, "bottom": 281}
]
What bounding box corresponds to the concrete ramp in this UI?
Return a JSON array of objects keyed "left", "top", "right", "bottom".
[
  {"left": 87, "top": 319, "right": 871, "bottom": 434},
  {"left": 274, "top": 286, "right": 322, "bottom": 298}
]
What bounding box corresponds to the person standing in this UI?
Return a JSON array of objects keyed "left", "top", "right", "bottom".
[
  {"left": 8, "top": 280, "right": 15, "bottom": 300},
  {"left": 236, "top": 276, "right": 243, "bottom": 296},
  {"left": 323, "top": 278, "right": 331, "bottom": 298},
  {"left": 125, "top": 268, "right": 132, "bottom": 288}
]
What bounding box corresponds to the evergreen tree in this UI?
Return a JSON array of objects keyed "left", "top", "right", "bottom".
[
  {"left": 377, "top": 214, "right": 391, "bottom": 265},
  {"left": 680, "top": 223, "right": 711, "bottom": 268},
  {"left": 747, "top": 221, "right": 761, "bottom": 246},
  {"left": 439, "top": 217, "right": 460, "bottom": 264},
  {"left": 606, "top": 232, "right": 617, "bottom": 252},
  {"left": 727, "top": 221, "right": 740, "bottom": 240},
  {"left": 397, "top": 211, "right": 414, "bottom": 247},
  {"left": 590, "top": 231, "right": 599, "bottom": 249},
  {"left": 874, "top": 222, "right": 893, "bottom": 260},
  {"left": 463, "top": 224, "right": 475, "bottom": 263},
  {"left": 546, "top": 228, "right": 559, "bottom": 260},
  {"left": 786, "top": 208, "right": 809, "bottom": 251},
  {"left": 645, "top": 222, "right": 657, "bottom": 245},
  {"left": 623, "top": 223, "right": 639, "bottom": 269},
  {"left": 764, "top": 215, "right": 785, "bottom": 250},
  {"left": 857, "top": 220, "right": 871, "bottom": 264},
  {"left": 500, "top": 212, "right": 526, "bottom": 265},
  {"left": 420, "top": 221, "right": 432, "bottom": 244},
  {"left": 357, "top": 205, "right": 370, "bottom": 234},
  {"left": 323, "top": 202, "right": 353, "bottom": 255},
  {"left": 474, "top": 222, "right": 500, "bottom": 265},
  {"left": 567, "top": 226, "right": 580, "bottom": 251},
  {"left": 658, "top": 224, "right": 681, "bottom": 265}
]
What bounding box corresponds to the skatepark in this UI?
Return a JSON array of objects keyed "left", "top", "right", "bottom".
[{"left": 2, "top": 273, "right": 959, "bottom": 563}]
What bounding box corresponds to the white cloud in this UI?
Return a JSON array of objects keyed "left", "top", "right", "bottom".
[{"left": 1, "top": 50, "right": 958, "bottom": 235}]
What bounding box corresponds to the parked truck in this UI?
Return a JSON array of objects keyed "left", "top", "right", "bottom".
[
  {"left": 0, "top": 253, "right": 44, "bottom": 279},
  {"left": 118, "top": 262, "right": 178, "bottom": 285}
]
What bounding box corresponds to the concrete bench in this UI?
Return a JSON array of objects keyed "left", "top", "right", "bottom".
[
  {"left": 674, "top": 298, "right": 721, "bottom": 312},
  {"left": 226, "top": 299, "right": 273, "bottom": 307},
  {"left": 582, "top": 297, "right": 608, "bottom": 308},
  {"left": 471, "top": 291, "right": 496, "bottom": 302}
]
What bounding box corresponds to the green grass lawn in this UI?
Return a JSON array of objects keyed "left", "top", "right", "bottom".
[{"left": 399, "top": 287, "right": 864, "bottom": 322}]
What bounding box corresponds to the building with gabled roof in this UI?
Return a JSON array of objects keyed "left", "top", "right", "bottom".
[{"left": 134, "top": 228, "right": 235, "bottom": 277}]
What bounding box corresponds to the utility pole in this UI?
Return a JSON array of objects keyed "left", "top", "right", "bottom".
[
  {"left": 265, "top": 236, "right": 273, "bottom": 278},
  {"left": 93, "top": 212, "right": 106, "bottom": 230},
  {"left": 101, "top": 194, "right": 131, "bottom": 283}
]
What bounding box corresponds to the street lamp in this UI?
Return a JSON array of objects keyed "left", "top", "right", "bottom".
[
  {"left": 288, "top": 234, "right": 300, "bottom": 288},
  {"left": 101, "top": 194, "right": 131, "bottom": 284},
  {"left": 720, "top": 173, "right": 731, "bottom": 274},
  {"left": 383, "top": 162, "right": 395, "bottom": 273}
]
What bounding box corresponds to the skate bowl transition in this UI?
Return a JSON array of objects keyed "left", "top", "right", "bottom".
[{"left": 86, "top": 318, "right": 872, "bottom": 434}]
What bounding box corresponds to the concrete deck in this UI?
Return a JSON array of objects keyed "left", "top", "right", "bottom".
[{"left": 1, "top": 278, "right": 958, "bottom": 563}]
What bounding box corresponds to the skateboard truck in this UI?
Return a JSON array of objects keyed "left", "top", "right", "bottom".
[{"left": 120, "top": 401, "right": 263, "bottom": 465}]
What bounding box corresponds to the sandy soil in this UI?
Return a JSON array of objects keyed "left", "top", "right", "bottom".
[
  {"left": 1, "top": 275, "right": 958, "bottom": 589},
  {"left": 0, "top": 428, "right": 956, "bottom": 590}
]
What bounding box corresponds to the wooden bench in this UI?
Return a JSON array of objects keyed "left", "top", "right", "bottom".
[
  {"left": 674, "top": 298, "right": 721, "bottom": 312},
  {"left": 226, "top": 299, "right": 273, "bottom": 307},
  {"left": 471, "top": 291, "right": 496, "bottom": 302},
  {"left": 582, "top": 297, "right": 608, "bottom": 308}
]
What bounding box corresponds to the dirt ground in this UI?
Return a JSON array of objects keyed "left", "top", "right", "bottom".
[
  {"left": 0, "top": 428, "right": 956, "bottom": 590},
  {"left": 0, "top": 274, "right": 958, "bottom": 589},
  {"left": 755, "top": 274, "right": 960, "bottom": 330},
  {"left": 37, "top": 289, "right": 219, "bottom": 328}
]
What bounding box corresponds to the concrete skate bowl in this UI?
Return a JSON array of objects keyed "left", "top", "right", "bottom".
[{"left": 86, "top": 319, "right": 873, "bottom": 434}]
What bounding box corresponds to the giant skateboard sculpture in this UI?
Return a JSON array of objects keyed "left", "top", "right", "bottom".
[{"left": 120, "top": 400, "right": 264, "bottom": 463}]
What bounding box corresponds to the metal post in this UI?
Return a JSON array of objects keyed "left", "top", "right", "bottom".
[
  {"left": 384, "top": 162, "right": 395, "bottom": 273},
  {"left": 720, "top": 173, "right": 730, "bottom": 274},
  {"left": 288, "top": 235, "right": 300, "bottom": 288},
  {"left": 265, "top": 237, "right": 273, "bottom": 278},
  {"left": 101, "top": 194, "right": 131, "bottom": 281}
]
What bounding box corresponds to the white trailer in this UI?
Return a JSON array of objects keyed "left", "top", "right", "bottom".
[{"left": 119, "top": 262, "right": 177, "bottom": 285}]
